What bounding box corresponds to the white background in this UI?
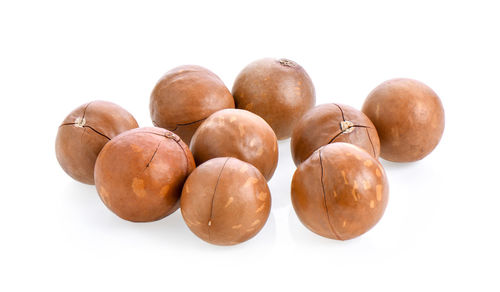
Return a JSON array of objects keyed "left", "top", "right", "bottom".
[{"left": 1, "top": 0, "right": 499, "bottom": 291}]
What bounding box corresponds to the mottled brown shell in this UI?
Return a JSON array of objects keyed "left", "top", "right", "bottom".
[
  {"left": 291, "top": 143, "right": 389, "bottom": 240},
  {"left": 150, "top": 65, "right": 235, "bottom": 145},
  {"left": 94, "top": 127, "right": 196, "bottom": 222},
  {"left": 190, "top": 109, "right": 278, "bottom": 181},
  {"left": 181, "top": 157, "right": 271, "bottom": 246},
  {"left": 362, "top": 78, "right": 445, "bottom": 162},
  {"left": 291, "top": 103, "right": 380, "bottom": 166},
  {"left": 55, "top": 101, "right": 139, "bottom": 184},
  {"left": 232, "top": 58, "right": 316, "bottom": 140}
]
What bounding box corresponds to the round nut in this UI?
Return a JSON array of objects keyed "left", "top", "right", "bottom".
[
  {"left": 291, "top": 143, "right": 389, "bottom": 240},
  {"left": 55, "top": 101, "right": 138, "bottom": 184},
  {"left": 181, "top": 157, "right": 271, "bottom": 245},
  {"left": 362, "top": 78, "right": 445, "bottom": 162},
  {"left": 94, "top": 127, "right": 195, "bottom": 222},
  {"left": 232, "top": 58, "right": 316, "bottom": 140}
]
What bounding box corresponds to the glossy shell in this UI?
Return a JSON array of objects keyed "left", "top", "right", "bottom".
[
  {"left": 55, "top": 101, "right": 138, "bottom": 184},
  {"left": 291, "top": 103, "right": 380, "bottom": 166},
  {"left": 291, "top": 143, "right": 389, "bottom": 240},
  {"left": 232, "top": 58, "right": 315, "bottom": 140},
  {"left": 150, "top": 65, "right": 235, "bottom": 145},
  {"left": 181, "top": 157, "right": 271, "bottom": 245},
  {"left": 362, "top": 78, "right": 445, "bottom": 162},
  {"left": 94, "top": 127, "right": 195, "bottom": 222},
  {"left": 190, "top": 109, "right": 278, "bottom": 181}
]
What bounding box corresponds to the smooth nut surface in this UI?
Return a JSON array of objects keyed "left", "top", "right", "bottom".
[
  {"left": 181, "top": 157, "right": 271, "bottom": 246},
  {"left": 362, "top": 78, "right": 445, "bottom": 162},
  {"left": 94, "top": 127, "right": 195, "bottom": 222},
  {"left": 190, "top": 109, "right": 278, "bottom": 181},
  {"left": 291, "top": 103, "right": 380, "bottom": 166},
  {"left": 232, "top": 58, "right": 316, "bottom": 140},
  {"left": 55, "top": 101, "right": 139, "bottom": 184},
  {"left": 150, "top": 65, "right": 235, "bottom": 145},
  {"left": 291, "top": 143, "right": 389, "bottom": 240}
]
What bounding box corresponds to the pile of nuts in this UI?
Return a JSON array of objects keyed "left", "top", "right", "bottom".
[{"left": 55, "top": 58, "right": 445, "bottom": 245}]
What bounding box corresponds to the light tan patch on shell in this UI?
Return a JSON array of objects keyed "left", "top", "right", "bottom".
[
  {"left": 130, "top": 144, "right": 143, "bottom": 153},
  {"left": 364, "top": 160, "right": 373, "bottom": 167},
  {"left": 224, "top": 197, "right": 234, "bottom": 208},
  {"left": 159, "top": 185, "right": 170, "bottom": 197},
  {"left": 362, "top": 180, "right": 371, "bottom": 190},
  {"left": 352, "top": 181, "right": 359, "bottom": 201},
  {"left": 342, "top": 220, "right": 347, "bottom": 227},
  {"left": 256, "top": 147, "right": 264, "bottom": 156},
  {"left": 376, "top": 168, "right": 382, "bottom": 177},
  {"left": 238, "top": 124, "right": 245, "bottom": 137},
  {"left": 230, "top": 116, "right": 237, "bottom": 123},
  {"left": 257, "top": 191, "right": 267, "bottom": 201},
  {"left": 256, "top": 204, "right": 266, "bottom": 213},
  {"left": 184, "top": 184, "right": 190, "bottom": 193},
  {"left": 232, "top": 224, "right": 242, "bottom": 229},
  {"left": 376, "top": 185, "right": 383, "bottom": 201},
  {"left": 370, "top": 200, "right": 375, "bottom": 208},
  {"left": 239, "top": 164, "right": 249, "bottom": 173},
  {"left": 249, "top": 138, "right": 256, "bottom": 147},
  {"left": 251, "top": 219, "right": 260, "bottom": 227},
  {"left": 246, "top": 227, "right": 256, "bottom": 233},
  {"left": 132, "top": 178, "right": 147, "bottom": 198},
  {"left": 341, "top": 170, "right": 348, "bottom": 184},
  {"left": 244, "top": 177, "right": 259, "bottom": 188},
  {"left": 217, "top": 116, "right": 225, "bottom": 127}
]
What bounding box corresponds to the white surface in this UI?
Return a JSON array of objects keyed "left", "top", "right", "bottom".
[{"left": 1, "top": 0, "right": 499, "bottom": 291}]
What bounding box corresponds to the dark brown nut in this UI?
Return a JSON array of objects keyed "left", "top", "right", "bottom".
[
  {"left": 232, "top": 58, "right": 316, "bottom": 140},
  {"left": 55, "top": 101, "right": 139, "bottom": 185},
  {"left": 181, "top": 157, "right": 271, "bottom": 245},
  {"left": 291, "top": 103, "right": 380, "bottom": 166},
  {"left": 94, "top": 127, "right": 195, "bottom": 222},
  {"left": 362, "top": 78, "right": 445, "bottom": 162},
  {"left": 150, "top": 65, "right": 235, "bottom": 145},
  {"left": 291, "top": 143, "right": 389, "bottom": 240},
  {"left": 190, "top": 109, "right": 278, "bottom": 181}
]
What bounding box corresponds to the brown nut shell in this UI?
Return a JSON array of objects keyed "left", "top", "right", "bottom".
[
  {"left": 190, "top": 109, "right": 278, "bottom": 181},
  {"left": 362, "top": 78, "right": 445, "bottom": 162},
  {"left": 291, "top": 103, "right": 380, "bottom": 166},
  {"left": 181, "top": 157, "right": 271, "bottom": 246},
  {"left": 94, "top": 127, "right": 195, "bottom": 222},
  {"left": 150, "top": 65, "right": 235, "bottom": 145},
  {"left": 291, "top": 143, "right": 389, "bottom": 240},
  {"left": 232, "top": 58, "right": 316, "bottom": 140},
  {"left": 55, "top": 101, "right": 139, "bottom": 184}
]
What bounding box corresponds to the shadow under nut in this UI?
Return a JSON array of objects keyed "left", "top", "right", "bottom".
[
  {"left": 362, "top": 78, "right": 445, "bottom": 162},
  {"left": 180, "top": 157, "right": 271, "bottom": 246},
  {"left": 232, "top": 58, "right": 316, "bottom": 140},
  {"left": 190, "top": 109, "right": 278, "bottom": 181},
  {"left": 291, "top": 143, "right": 389, "bottom": 240},
  {"left": 94, "top": 127, "right": 195, "bottom": 222},
  {"left": 150, "top": 65, "right": 235, "bottom": 145},
  {"left": 291, "top": 103, "right": 380, "bottom": 166},
  {"left": 55, "top": 100, "right": 139, "bottom": 185}
]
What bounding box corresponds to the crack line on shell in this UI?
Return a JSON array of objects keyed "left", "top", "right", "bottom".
[
  {"left": 81, "top": 101, "right": 93, "bottom": 120},
  {"left": 318, "top": 149, "right": 341, "bottom": 239},
  {"left": 143, "top": 141, "right": 162, "bottom": 172},
  {"left": 365, "top": 128, "right": 376, "bottom": 156},
  {"left": 333, "top": 103, "right": 345, "bottom": 121},
  {"left": 208, "top": 157, "right": 230, "bottom": 242},
  {"left": 84, "top": 125, "right": 111, "bottom": 140},
  {"left": 142, "top": 131, "right": 191, "bottom": 174},
  {"left": 164, "top": 117, "right": 208, "bottom": 132}
]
